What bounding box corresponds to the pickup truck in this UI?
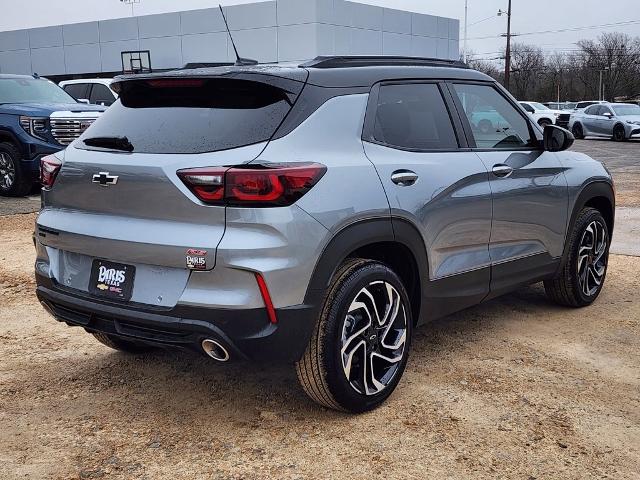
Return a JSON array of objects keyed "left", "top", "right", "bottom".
[{"left": 0, "top": 74, "right": 105, "bottom": 196}]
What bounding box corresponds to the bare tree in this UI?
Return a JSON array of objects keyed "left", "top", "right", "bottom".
[
  {"left": 575, "top": 33, "right": 640, "bottom": 101},
  {"left": 465, "top": 32, "right": 640, "bottom": 101},
  {"left": 465, "top": 52, "right": 502, "bottom": 81},
  {"left": 509, "top": 43, "right": 546, "bottom": 99}
]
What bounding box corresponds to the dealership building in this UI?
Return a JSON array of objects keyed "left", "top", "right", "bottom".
[{"left": 0, "top": 0, "right": 460, "bottom": 79}]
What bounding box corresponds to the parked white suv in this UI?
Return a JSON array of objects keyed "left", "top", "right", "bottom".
[
  {"left": 519, "top": 101, "right": 562, "bottom": 127},
  {"left": 59, "top": 79, "right": 118, "bottom": 107}
]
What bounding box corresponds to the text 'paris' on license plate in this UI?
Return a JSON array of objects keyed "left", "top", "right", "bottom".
[{"left": 89, "top": 259, "right": 135, "bottom": 301}]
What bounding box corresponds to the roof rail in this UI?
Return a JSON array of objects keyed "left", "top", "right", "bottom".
[{"left": 300, "top": 56, "right": 469, "bottom": 69}]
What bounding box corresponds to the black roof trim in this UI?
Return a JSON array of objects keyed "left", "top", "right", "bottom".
[{"left": 301, "top": 56, "right": 469, "bottom": 70}]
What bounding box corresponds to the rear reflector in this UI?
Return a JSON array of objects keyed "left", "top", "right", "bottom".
[
  {"left": 177, "top": 163, "right": 326, "bottom": 207},
  {"left": 255, "top": 273, "right": 277, "bottom": 324},
  {"left": 40, "top": 155, "right": 63, "bottom": 190}
]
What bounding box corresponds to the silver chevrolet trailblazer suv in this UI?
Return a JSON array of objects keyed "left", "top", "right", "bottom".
[{"left": 35, "top": 57, "right": 615, "bottom": 412}]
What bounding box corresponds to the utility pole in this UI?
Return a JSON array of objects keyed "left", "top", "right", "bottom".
[
  {"left": 463, "top": 0, "right": 468, "bottom": 63},
  {"left": 503, "top": 0, "right": 513, "bottom": 91}
]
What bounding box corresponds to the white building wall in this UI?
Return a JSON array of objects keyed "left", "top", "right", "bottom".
[{"left": 0, "top": 0, "right": 460, "bottom": 76}]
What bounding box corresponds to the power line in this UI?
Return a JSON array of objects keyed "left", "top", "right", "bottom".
[
  {"left": 468, "top": 14, "right": 498, "bottom": 28},
  {"left": 468, "top": 19, "right": 640, "bottom": 41}
]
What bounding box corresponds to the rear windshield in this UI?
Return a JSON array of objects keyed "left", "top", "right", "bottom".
[{"left": 77, "top": 76, "right": 303, "bottom": 154}]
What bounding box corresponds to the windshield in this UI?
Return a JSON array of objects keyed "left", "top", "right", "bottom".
[
  {"left": 565, "top": 103, "right": 577, "bottom": 110},
  {"left": 612, "top": 105, "right": 640, "bottom": 116},
  {"left": 0, "top": 77, "right": 77, "bottom": 104},
  {"left": 530, "top": 102, "right": 550, "bottom": 110}
]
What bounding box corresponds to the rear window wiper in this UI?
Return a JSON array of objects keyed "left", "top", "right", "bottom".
[{"left": 83, "top": 136, "right": 134, "bottom": 152}]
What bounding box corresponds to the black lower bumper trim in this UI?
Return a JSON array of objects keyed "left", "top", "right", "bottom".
[{"left": 36, "top": 275, "right": 318, "bottom": 363}]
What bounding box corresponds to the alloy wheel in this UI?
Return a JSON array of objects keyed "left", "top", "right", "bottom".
[
  {"left": 577, "top": 220, "right": 608, "bottom": 297},
  {"left": 613, "top": 127, "right": 625, "bottom": 141},
  {"left": 572, "top": 124, "right": 583, "bottom": 139},
  {"left": 341, "top": 280, "right": 408, "bottom": 396},
  {"left": 0, "top": 152, "right": 15, "bottom": 191}
]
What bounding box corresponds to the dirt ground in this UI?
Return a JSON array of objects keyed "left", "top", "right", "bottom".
[
  {"left": 570, "top": 138, "right": 640, "bottom": 209},
  {"left": 1, "top": 211, "right": 639, "bottom": 480}
]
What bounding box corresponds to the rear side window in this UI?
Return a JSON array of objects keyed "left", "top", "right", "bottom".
[
  {"left": 577, "top": 102, "right": 596, "bottom": 109},
  {"left": 452, "top": 83, "right": 535, "bottom": 149},
  {"left": 372, "top": 83, "right": 458, "bottom": 151},
  {"left": 78, "top": 76, "right": 303, "bottom": 154},
  {"left": 89, "top": 84, "right": 115, "bottom": 106},
  {"left": 64, "top": 83, "right": 89, "bottom": 101}
]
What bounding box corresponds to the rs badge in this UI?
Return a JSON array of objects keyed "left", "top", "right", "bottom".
[{"left": 186, "top": 249, "right": 207, "bottom": 270}]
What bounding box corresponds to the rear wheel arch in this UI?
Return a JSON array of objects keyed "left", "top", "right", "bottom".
[{"left": 303, "top": 217, "right": 427, "bottom": 325}]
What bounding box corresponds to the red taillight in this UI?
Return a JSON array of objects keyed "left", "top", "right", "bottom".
[
  {"left": 176, "top": 167, "right": 226, "bottom": 202},
  {"left": 40, "top": 155, "right": 62, "bottom": 190},
  {"left": 177, "top": 163, "right": 326, "bottom": 207}
]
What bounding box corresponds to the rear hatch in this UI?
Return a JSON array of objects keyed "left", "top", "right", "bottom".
[{"left": 37, "top": 68, "right": 307, "bottom": 305}]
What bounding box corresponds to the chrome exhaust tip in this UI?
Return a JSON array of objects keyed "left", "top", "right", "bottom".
[{"left": 201, "top": 339, "right": 230, "bottom": 362}]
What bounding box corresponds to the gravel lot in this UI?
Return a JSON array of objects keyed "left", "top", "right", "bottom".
[{"left": 1, "top": 139, "right": 639, "bottom": 479}]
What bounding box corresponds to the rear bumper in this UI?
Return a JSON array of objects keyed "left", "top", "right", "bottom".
[{"left": 36, "top": 274, "right": 318, "bottom": 363}]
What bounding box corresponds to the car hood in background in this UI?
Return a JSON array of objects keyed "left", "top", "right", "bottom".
[
  {"left": 621, "top": 115, "right": 640, "bottom": 123},
  {"left": 0, "top": 102, "right": 106, "bottom": 116}
]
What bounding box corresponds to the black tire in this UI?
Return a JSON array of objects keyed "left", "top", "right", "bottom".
[
  {"left": 92, "top": 332, "right": 156, "bottom": 354},
  {"left": 538, "top": 118, "right": 552, "bottom": 128},
  {"left": 296, "top": 258, "right": 413, "bottom": 413},
  {"left": 0, "top": 142, "right": 32, "bottom": 197},
  {"left": 572, "top": 123, "right": 585, "bottom": 140},
  {"left": 613, "top": 124, "right": 626, "bottom": 142},
  {"left": 544, "top": 207, "right": 610, "bottom": 307}
]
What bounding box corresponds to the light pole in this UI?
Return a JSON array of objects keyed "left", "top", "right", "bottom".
[
  {"left": 599, "top": 66, "right": 610, "bottom": 101},
  {"left": 463, "top": 0, "right": 468, "bottom": 63},
  {"left": 120, "top": 0, "right": 140, "bottom": 17},
  {"left": 498, "top": 0, "right": 513, "bottom": 91}
]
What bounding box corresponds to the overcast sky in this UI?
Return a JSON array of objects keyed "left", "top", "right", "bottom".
[{"left": 1, "top": 0, "right": 639, "bottom": 64}]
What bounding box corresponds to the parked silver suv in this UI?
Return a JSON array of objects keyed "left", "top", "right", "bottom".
[{"left": 35, "top": 57, "right": 615, "bottom": 413}]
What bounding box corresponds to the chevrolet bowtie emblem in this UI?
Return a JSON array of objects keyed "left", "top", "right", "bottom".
[{"left": 92, "top": 172, "right": 118, "bottom": 187}]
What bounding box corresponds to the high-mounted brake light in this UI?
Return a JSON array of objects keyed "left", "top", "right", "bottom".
[
  {"left": 40, "top": 155, "right": 63, "bottom": 190},
  {"left": 177, "top": 163, "right": 326, "bottom": 207},
  {"left": 146, "top": 79, "right": 205, "bottom": 88}
]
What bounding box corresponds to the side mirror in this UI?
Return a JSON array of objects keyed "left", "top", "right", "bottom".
[
  {"left": 543, "top": 125, "right": 574, "bottom": 152},
  {"left": 77, "top": 98, "right": 90, "bottom": 104},
  {"left": 603, "top": 112, "right": 613, "bottom": 118}
]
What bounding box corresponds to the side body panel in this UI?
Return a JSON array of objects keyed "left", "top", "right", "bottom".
[
  {"left": 595, "top": 105, "right": 615, "bottom": 136},
  {"left": 581, "top": 110, "right": 599, "bottom": 136},
  {"left": 474, "top": 150, "right": 568, "bottom": 261},
  {"left": 364, "top": 143, "right": 493, "bottom": 284},
  {"left": 251, "top": 93, "right": 393, "bottom": 307},
  {"left": 477, "top": 150, "right": 569, "bottom": 296},
  {"left": 260, "top": 93, "right": 391, "bottom": 232}
]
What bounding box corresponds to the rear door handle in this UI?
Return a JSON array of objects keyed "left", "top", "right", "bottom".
[
  {"left": 391, "top": 170, "right": 419, "bottom": 186},
  {"left": 492, "top": 164, "right": 513, "bottom": 178}
]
